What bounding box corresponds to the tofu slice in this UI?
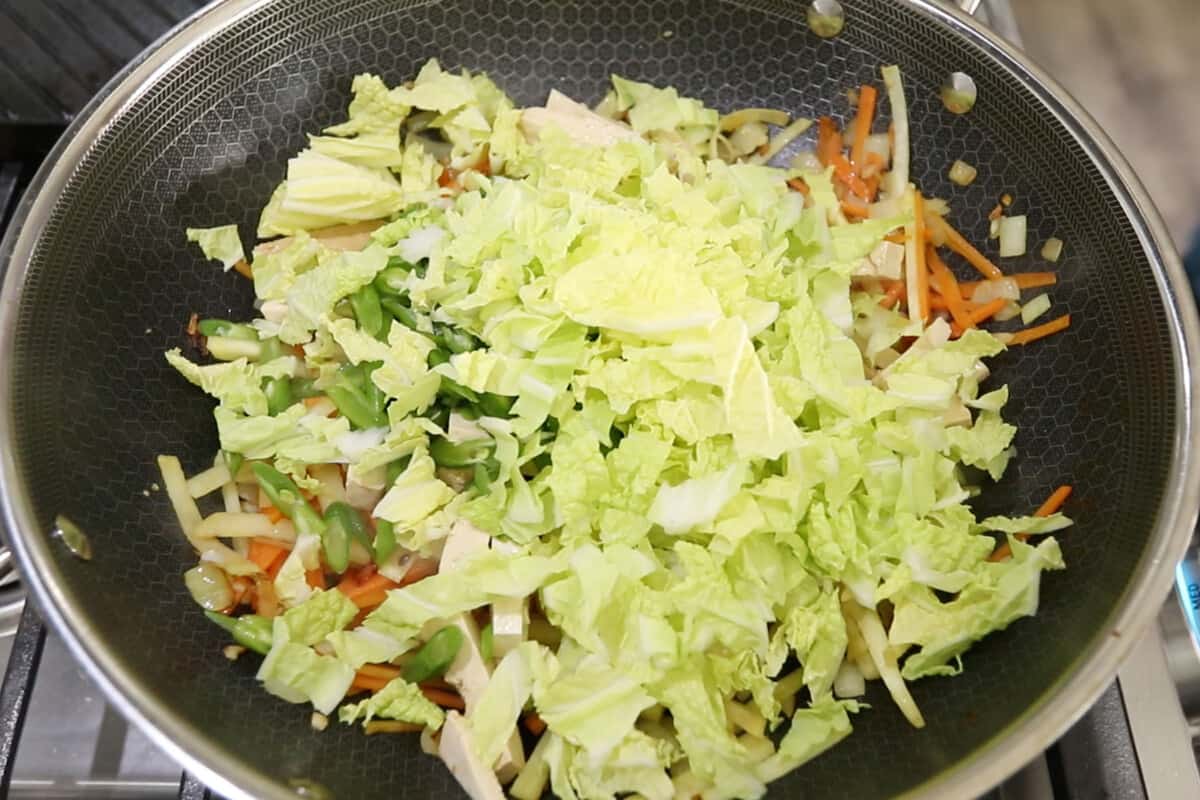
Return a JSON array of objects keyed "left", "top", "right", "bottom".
[
  {"left": 439, "top": 711, "right": 505, "bottom": 800},
  {"left": 439, "top": 521, "right": 526, "bottom": 782}
]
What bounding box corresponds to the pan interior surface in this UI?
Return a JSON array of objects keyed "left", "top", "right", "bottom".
[{"left": 0, "top": 0, "right": 1185, "bottom": 798}]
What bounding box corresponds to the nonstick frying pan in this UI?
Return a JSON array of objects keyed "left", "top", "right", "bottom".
[{"left": 0, "top": 1, "right": 1197, "bottom": 798}]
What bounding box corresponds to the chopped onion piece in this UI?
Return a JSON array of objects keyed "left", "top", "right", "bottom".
[
  {"left": 1041, "top": 237, "right": 1064, "bottom": 262},
  {"left": 790, "top": 149, "right": 824, "bottom": 173},
  {"left": 310, "top": 712, "right": 329, "bottom": 732},
  {"left": 923, "top": 197, "right": 951, "bottom": 217},
  {"left": 834, "top": 661, "right": 866, "bottom": 698},
  {"left": 1021, "top": 293, "right": 1052, "bottom": 324},
  {"left": 994, "top": 301, "right": 1022, "bottom": 322},
  {"left": 989, "top": 219, "right": 1000, "bottom": 239},
  {"left": 948, "top": 159, "right": 977, "bottom": 186},
  {"left": 185, "top": 563, "right": 233, "bottom": 611},
  {"left": 728, "top": 121, "right": 769, "bottom": 157},
  {"left": 998, "top": 215, "right": 1027, "bottom": 257},
  {"left": 750, "top": 117, "right": 813, "bottom": 164},
  {"left": 718, "top": 108, "right": 790, "bottom": 131},
  {"left": 971, "top": 277, "right": 1020, "bottom": 304}
]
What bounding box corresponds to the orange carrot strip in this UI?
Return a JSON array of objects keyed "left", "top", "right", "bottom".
[
  {"left": 885, "top": 231, "right": 907, "bottom": 245},
  {"left": 1005, "top": 314, "right": 1071, "bottom": 346},
  {"left": 305, "top": 568, "right": 326, "bottom": 590},
  {"left": 421, "top": 687, "right": 466, "bottom": 710},
  {"left": 358, "top": 663, "right": 402, "bottom": 681},
  {"left": 351, "top": 673, "right": 390, "bottom": 693},
  {"left": 950, "top": 297, "right": 1008, "bottom": 336},
  {"left": 960, "top": 272, "right": 1058, "bottom": 299},
  {"left": 841, "top": 198, "right": 871, "bottom": 219},
  {"left": 816, "top": 117, "right": 843, "bottom": 167},
  {"left": 850, "top": 85, "right": 878, "bottom": 170},
  {"left": 338, "top": 573, "right": 400, "bottom": 610},
  {"left": 830, "top": 154, "right": 872, "bottom": 199},
  {"left": 786, "top": 177, "right": 810, "bottom": 196},
  {"left": 928, "top": 216, "right": 1004, "bottom": 280},
  {"left": 399, "top": 557, "right": 439, "bottom": 587},
  {"left": 990, "top": 485, "right": 1073, "bottom": 561},
  {"left": 927, "top": 246, "right": 972, "bottom": 331},
  {"left": 261, "top": 504, "right": 285, "bottom": 524},
  {"left": 233, "top": 259, "right": 252, "bottom": 279},
  {"left": 524, "top": 713, "right": 547, "bottom": 736},
  {"left": 248, "top": 539, "right": 289, "bottom": 572}
]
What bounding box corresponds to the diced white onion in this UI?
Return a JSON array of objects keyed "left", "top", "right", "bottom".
[
  {"left": 971, "top": 277, "right": 1020, "bottom": 304},
  {"left": 184, "top": 563, "right": 233, "bottom": 611},
  {"left": 1041, "top": 237, "right": 1064, "bottom": 263},
  {"left": 948, "top": 160, "right": 977, "bottom": 186},
  {"left": 994, "top": 301, "right": 1023, "bottom": 322},
  {"left": 997, "top": 215, "right": 1027, "bottom": 257},
  {"left": 834, "top": 661, "right": 866, "bottom": 698},
  {"left": 1021, "top": 293, "right": 1052, "bottom": 324}
]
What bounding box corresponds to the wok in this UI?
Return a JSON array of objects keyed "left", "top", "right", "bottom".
[{"left": 0, "top": 0, "right": 1197, "bottom": 798}]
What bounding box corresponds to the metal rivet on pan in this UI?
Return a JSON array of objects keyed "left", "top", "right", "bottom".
[
  {"left": 941, "top": 72, "right": 978, "bottom": 114},
  {"left": 807, "top": 0, "right": 845, "bottom": 38},
  {"left": 52, "top": 514, "right": 92, "bottom": 561}
]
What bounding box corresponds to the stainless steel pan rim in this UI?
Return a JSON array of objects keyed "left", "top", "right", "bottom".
[{"left": 0, "top": 1, "right": 1196, "bottom": 798}]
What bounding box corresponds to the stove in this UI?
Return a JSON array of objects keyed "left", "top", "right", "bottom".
[{"left": 0, "top": 1, "right": 1198, "bottom": 798}]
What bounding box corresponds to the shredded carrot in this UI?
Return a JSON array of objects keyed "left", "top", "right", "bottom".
[
  {"left": 885, "top": 231, "right": 906, "bottom": 245},
  {"left": 862, "top": 151, "right": 886, "bottom": 180},
  {"left": 301, "top": 397, "right": 325, "bottom": 409},
  {"left": 951, "top": 297, "right": 1008, "bottom": 336},
  {"left": 879, "top": 282, "right": 905, "bottom": 309},
  {"left": 399, "top": 557, "right": 439, "bottom": 587},
  {"left": 816, "top": 117, "right": 843, "bottom": 167},
  {"left": 926, "top": 246, "right": 972, "bottom": 331},
  {"left": 830, "top": 154, "right": 872, "bottom": 199},
  {"left": 305, "top": 568, "right": 326, "bottom": 590},
  {"left": 421, "top": 687, "right": 466, "bottom": 710},
  {"left": 850, "top": 85, "right": 878, "bottom": 170},
  {"left": 990, "top": 485, "right": 1073, "bottom": 561},
  {"left": 420, "top": 678, "right": 454, "bottom": 692},
  {"left": 364, "top": 721, "right": 423, "bottom": 735},
  {"left": 338, "top": 572, "right": 399, "bottom": 610},
  {"left": 351, "top": 673, "right": 390, "bottom": 693},
  {"left": 988, "top": 204, "right": 1003, "bottom": 221},
  {"left": 524, "top": 713, "right": 547, "bottom": 736},
  {"left": 786, "top": 177, "right": 810, "bottom": 196},
  {"left": 927, "top": 216, "right": 1004, "bottom": 280},
  {"left": 960, "top": 272, "right": 1058, "bottom": 298},
  {"left": 261, "top": 504, "right": 285, "bottom": 524},
  {"left": 233, "top": 259, "right": 252, "bottom": 279},
  {"left": 248, "top": 539, "right": 289, "bottom": 573},
  {"left": 358, "top": 663, "right": 402, "bottom": 681},
  {"left": 841, "top": 198, "right": 871, "bottom": 219},
  {"left": 912, "top": 194, "right": 930, "bottom": 322},
  {"left": 1005, "top": 314, "right": 1071, "bottom": 346}
]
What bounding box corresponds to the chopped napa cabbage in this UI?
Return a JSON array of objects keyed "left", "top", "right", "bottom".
[
  {"left": 186, "top": 224, "right": 244, "bottom": 270},
  {"left": 279, "top": 588, "right": 358, "bottom": 646},
  {"left": 338, "top": 676, "right": 445, "bottom": 729},
  {"left": 164, "top": 349, "right": 266, "bottom": 417}
]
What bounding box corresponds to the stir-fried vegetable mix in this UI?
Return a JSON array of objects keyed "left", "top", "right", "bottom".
[{"left": 162, "top": 59, "right": 1074, "bottom": 800}]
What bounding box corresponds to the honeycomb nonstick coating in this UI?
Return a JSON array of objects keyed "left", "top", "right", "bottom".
[{"left": 6, "top": 0, "right": 1174, "bottom": 797}]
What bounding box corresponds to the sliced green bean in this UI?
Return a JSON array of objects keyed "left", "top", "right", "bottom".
[
  {"left": 349, "top": 284, "right": 385, "bottom": 339},
  {"left": 386, "top": 255, "right": 416, "bottom": 272},
  {"left": 435, "top": 324, "right": 479, "bottom": 355},
  {"left": 373, "top": 519, "right": 397, "bottom": 567},
  {"left": 381, "top": 298, "right": 420, "bottom": 331},
  {"left": 322, "top": 502, "right": 369, "bottom": 574},
  {"left": 327, "top": 386, "right": 386, "bottom": 429},
  {"left": 427, "top": 405, "right": 451, "bottom": 430},
  {"left": 430, "top": 437, "right": 494, "bottom": 468},
  {"left": 198, "top": 319, "right": 258, "bottom": 340},
  {"left": 402, "top": 625, "right": 465, "bottom": 683},
  {"left": 223, "top": 451, "right": 244, "bottom": 478},
  {"left": 251, "top": 463, "right": 325, "bottom": 537},
  {"left": 439, "top": 378, "right": 478, "bottom": 405},
  {"left": 257, "top": 337, "right": 289, "bottom": 362},
  {"left": 478, "top": 393, "right": 514, "bottom": 418},
  {"left": 374, "top": 266, "right": 411, "bottom": 296},
  {"left": 264, "top": 376, "right": 293, "bottom": 416},
  {"left": 204, "top": 611, "right": 273, "bottom": 655},
  {"left": 290, "top": 377, "right": 321, "bottom": 400},
  {"left": 426, "top": 348, "right": 450, "bottom": 368}
]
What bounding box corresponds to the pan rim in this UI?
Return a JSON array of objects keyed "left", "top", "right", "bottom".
[{"left": 0, "top": 1, "right": 1196, "bottom": 798}]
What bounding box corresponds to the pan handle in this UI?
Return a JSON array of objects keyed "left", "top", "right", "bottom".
[{"left": 957, "top": 0, "right": 982, "bottom": 15}]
